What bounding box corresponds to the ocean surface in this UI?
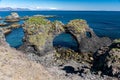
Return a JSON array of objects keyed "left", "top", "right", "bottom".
[{"left": 0, "top": 11, "right": 120, "bottom": 49}]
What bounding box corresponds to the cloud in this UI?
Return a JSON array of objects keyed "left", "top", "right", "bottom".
[
  {"left": 33, "top": 6, "right": 58, "bottom": 10},
  {"left": 49, "top": 7, "right": 57, "bottom": 10}
]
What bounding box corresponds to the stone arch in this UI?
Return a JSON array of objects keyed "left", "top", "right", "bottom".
[{"left": 53, "top": 32, "right": 79, "bottom": 52}]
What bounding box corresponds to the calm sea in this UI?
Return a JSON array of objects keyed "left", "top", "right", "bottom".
[{"left": 0, "top": 11, "right": 120, "bottom": 48}]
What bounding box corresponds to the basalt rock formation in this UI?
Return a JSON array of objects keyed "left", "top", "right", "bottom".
[
  {"left": 65, "top": 19, "right": 111, "bottom": 53},
  {"left": 20, "top": 17, "right": 111, "bottom": 56}
]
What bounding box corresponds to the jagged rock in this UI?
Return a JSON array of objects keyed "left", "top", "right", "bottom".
[
  {"left": 54, "top": 47, "right": 93, "bottom": 65},
  {"left": 20, "top": 17, "right": 112, "bottom": 56},
  {"left": 92, "top": 39, "right": 120, "bottom": 78},
  {"left": 66, "top": 19, "right": 112, "bottom": 53},
  {"left": 20, "top": 17, "right": 64, "bottom": 56}
]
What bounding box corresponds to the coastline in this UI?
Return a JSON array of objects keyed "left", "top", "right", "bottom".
[{"left": 0, "top": 12, "right": 120, "bottom": 80}]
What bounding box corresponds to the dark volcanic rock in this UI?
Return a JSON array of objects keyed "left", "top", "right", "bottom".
[
  {"left": 66, "top": 19, "right": 112, "bottom": 53},
  {"left": 20, "top": 17, "right": 112, "bottom": 56},
  {"left": 19, "top": 17, "right": 65, "bottom": 56},
  {"left": 92, "top": 39, "right": 120, "bottom": 78}
]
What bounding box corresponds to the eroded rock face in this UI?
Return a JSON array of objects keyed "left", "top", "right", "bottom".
[
  {"left": 93, "top": 39, "right": 120, "bottom": 78},
  {"left": 20, "top": 17, "right": 65, "bottom": 55},
  {"left": 66, "top": 19, "right": 111, "bottom": 53},
  {"left": 20, "top": 17, "right": 112, "bottom": 56}
]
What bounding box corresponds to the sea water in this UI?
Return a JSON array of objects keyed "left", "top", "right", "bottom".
[{"left": 0, "top": 11, "right": 120, "bottom": 48}]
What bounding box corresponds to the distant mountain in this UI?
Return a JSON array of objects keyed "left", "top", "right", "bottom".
[{"left": 0, "top": 7, "right": 30, "bottom": 11}]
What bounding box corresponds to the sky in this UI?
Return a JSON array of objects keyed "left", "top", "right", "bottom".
[{"left": 0, "top": 0, "right": 120, "bottom": 11}]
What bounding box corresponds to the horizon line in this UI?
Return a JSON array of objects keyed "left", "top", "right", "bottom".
[{"left": 0, "top": 10, "right": 120, "bottom": 12}]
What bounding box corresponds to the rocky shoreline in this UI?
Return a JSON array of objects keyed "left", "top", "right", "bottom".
[{"left": 0, "top": 12, "right": 120, "bottom": 80}]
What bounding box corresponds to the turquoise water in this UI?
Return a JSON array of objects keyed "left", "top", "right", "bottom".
[
  {"left": 5, "top": 27, "right": 24, "bottom": 48},
  {"left": 0, "top": 11, "right": 120, "bottom": 48}
]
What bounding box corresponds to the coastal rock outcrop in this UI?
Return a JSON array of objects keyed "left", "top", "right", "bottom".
[
  {"left": 20, "top": 17, "right": 64, "bottom": 55},
  {"left": 93, "top": 39, "right": 120, "bottom": 78},
  {"left": 66, "top": 19, "right": 111, "bottom": 53},
  {"left": 20, "top": 17, "right": 111, "bottom": 56},
  {"left": 5, "top": 12, "right": 20, "bottom": 23}
]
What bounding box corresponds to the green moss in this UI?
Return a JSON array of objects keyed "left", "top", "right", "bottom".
[
  {"left": 50, "top": 20, "right": 64, "bottom": 32},
  {"left": 113, "top": 39, "right": 120, "bottom": 43},
  {"left": 67, "top": 19, "right": 88, "bottom": 34},
  {"left": 26, "top": 17, "right": 48, "bottom": 25},
  {"left": 112, "top": 48, "right": 120, "bottom": 51},
  {"left": 54, "top": 48, "right": 93, "bottom": 64},
  {"left": 24, "top": 17, "right": 52, "bottom": 35},
  {"left": 28, "top": 33, "right": 47, "bottom": 47}
]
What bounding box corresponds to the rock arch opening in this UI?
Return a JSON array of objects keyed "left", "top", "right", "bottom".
[{"left": 53, "top": 32, "right": 79, "bottom": 52}]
